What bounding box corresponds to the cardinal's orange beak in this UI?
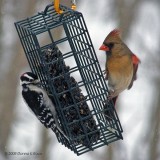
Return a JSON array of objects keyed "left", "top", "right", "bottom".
[{"left": 99, "top": 44, "right": 109, "bottom": 51}]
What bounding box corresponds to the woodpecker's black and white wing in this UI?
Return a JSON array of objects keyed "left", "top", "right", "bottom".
[
  {"left": 22, "top": 90, "right": 55, "bottom": 128},
  {"left": 22, "top": 89, "right": 68, "bottom": 140}
]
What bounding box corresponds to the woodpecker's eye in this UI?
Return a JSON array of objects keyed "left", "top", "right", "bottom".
[
  {"left": 107, "top": 43, "right": 114, "bottom": 50},
  {"left": 29, "top": 79, "right": 33, "bottom": 82}
]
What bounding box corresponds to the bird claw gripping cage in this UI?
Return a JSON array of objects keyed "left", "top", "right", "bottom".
[{"left": 15, "top": 2, "right": 123, "bottom": 155}]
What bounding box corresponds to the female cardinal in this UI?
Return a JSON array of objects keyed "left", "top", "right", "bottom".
[{"left": 99, "top": 29, "right": 140, "bottom": 105}]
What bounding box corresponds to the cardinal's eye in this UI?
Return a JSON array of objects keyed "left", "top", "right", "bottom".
[{"left": 107, "top": 43, "right": 114, "bottom": 50}]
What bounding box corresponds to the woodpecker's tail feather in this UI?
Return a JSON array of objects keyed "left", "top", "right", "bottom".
[{"left": 51, "top": 125, "right": 69, "bottom": 141}]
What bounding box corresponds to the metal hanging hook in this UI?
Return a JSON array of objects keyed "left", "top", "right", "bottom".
[
  {"left": 54, "top": 0, "right": 63, "bottom": 14},
  {"left": 54, "top": 0, "right": 76, "bottom": 14},
  {"left": 71, "top": 0, "right": 76, "bottom": 10}
]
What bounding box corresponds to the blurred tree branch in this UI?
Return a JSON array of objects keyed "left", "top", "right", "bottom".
[
  {"left": 0, "top": 0, "right": 3, "bottom": 59},
  {"left": 148, "top": 79, "right": 160, "bottom": 160},
  {"left": 115, "top": 0, "right": 142, "bottom": 39},
  {"left": 0, "top": 0, "right": 36, "bottom": 156},
  {"left": 39, "top": 129, "right": 49, "bottom": 160},
  {"left": 107, "top": 145, "right": 113, "bottom": 160}
]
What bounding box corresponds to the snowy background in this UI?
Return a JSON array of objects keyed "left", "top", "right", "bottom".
[{"left": 0, "top": 0, "right": 160, "bottom": 160}]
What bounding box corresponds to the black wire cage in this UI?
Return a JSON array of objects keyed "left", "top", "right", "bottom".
[{"left": 15, "top": 3, "right": 123, "bottom": 155}]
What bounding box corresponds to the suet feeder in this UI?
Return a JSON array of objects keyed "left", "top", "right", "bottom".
[{"left": 15, "top": 2, "right": 123, "bottom": 155}]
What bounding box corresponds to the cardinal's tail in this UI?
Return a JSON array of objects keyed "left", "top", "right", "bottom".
[{"left": 104, "top": 96, "right": 118, "bottom": 121}]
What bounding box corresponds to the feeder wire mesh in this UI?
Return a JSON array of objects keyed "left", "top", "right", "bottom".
[{"left": 15, "top": 3, "right": 123, "bottom": 155}]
